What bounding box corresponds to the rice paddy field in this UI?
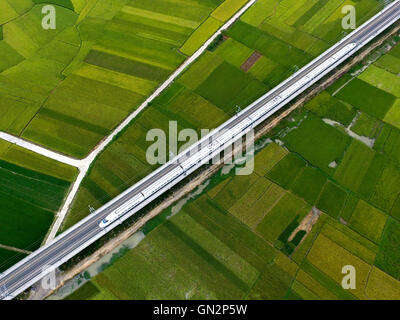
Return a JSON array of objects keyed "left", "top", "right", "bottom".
[
  {"left": 0, "top": 139, "right": 77, "bottom": 272},
  {"left": 64, "top": 35, "right": 400, "bottom": 300},
  {"left": 64, "top": 140, "right": 400, "bottom": 300},
  {"left": 64, "top": 0, "right": 386, "bottom": 228},
  {"left": 0, "top": 0, "right": 251, "bottom": 158},
  {"left": 0, "top": 0, "right": 87, "bottom": 271}
]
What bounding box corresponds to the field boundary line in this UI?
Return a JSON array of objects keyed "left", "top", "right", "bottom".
[{"left": 0, "top": 244, "right": 32, "bottom": 255}]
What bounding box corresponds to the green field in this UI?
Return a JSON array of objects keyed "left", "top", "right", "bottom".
[
  {"left": 348, "top": 200, "right": 387, "bottom": 244},
  {"left": 266, "top": 153, "right": 306, "bottom": 189},
  {"left": 0, "top": 0, "right": 372, "bottom": 300},
  {"left": 305, "top": 91, "right": 356, "bottom": 126},
  {"left": 351, "top": 112, "right": 381, "bottom": 138},
  {"left": 290, "top": 166, "right": 327, "bottom": 205},
  {"left": 316, "top": 181, "right": 348, "bottom": 218},
  {"left": 358, "top": 64, "right": 400, "bottom": 98},
  {"left": 375, "top": 218, "right": 400, "bottom": 280},
  {"left": 0, "top": 248, "right": 27, "bottom": 273},
  {"left": 283, "top": 114, "right": 351, "bottom": 175},
  {"left": 180, "top": 17, "right": 222, "bottom": 56},
  {"left": 335, "top": 78, "right": 396, "bottom": 120},
  {"left": 334, "top": 139, "right": 375, "bottom": 192},
  {"left": 0, "top": 140, "right": 76, "bottom": 268},
  {"left": 1, "top": 0, "right": 241, "bottom": 158},
  {"left": 64, "top": 143, "right": 308, "bottom": 299},
  {"left": 65, "top": 132, "right": 400, "bottom": 300}
]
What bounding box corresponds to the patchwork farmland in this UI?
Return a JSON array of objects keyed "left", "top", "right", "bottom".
[
  {"left": 0, "top": 0, "right": 253, "bottom": 272},
  {"left": 1, "top": 0, "right": 250, "bottom": 158},
  {"left": 0, "top": 0, "right": 81, "bottom": 273},
  {"left": 0, "top": 139, "right": 76, "bottom": 272},
  {"left": 64, "top": 38, "right": 400, "bottom": 299},
  {"left": 0, "top": 0, "right": 399, "bottom": 301},
  {"left": 63, "top": 0, "right": 386, "bottom": 228}
]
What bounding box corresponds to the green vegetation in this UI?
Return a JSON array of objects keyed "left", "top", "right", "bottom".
[
  {"left": 375, "top": 218, "right": 400, "bottom": 280},
  {"left": 305, "top": 91, "right": 356, "bottom": 126},
  {"left": 256, "top": 192, "right": 310, "bottom": 244},
  {"left": 366, "top": 267, "right": 400, "bottom": 300},
  {"left": 0, "top": 0, "right": 397, "bottom": 299},
  {"left": 375, "top": 52, "right": 400, "bottom": 75},
  {"left": 351, "top": 112, "right": 381, "bottom": 138},
  {"left": 340, "top": 194, "right": 358, "bottom": 222},
  {"left": 63, "top": 38, "right": 400, "bottom": 295},
  {"left": 1, "top": 0, "right": 235, "bottom": 158},
  {"left": 213, "top": 38, "right": 253, "bottom": 68},
  {"left": 359, "top": 64, "right": 400, "bottom": 98},
  {"left": 379, "top": 125, "right": 400, "bottom": 163},
  {"left": 371, "top": 162, "right": 400, "bottom": 212},
  {"left": 384, "top": 100, "right": 400, "bottom": 130},
  {"left": 65, "top": 281, "right": 101, "bottom": 300},
  {"left": 0, "top": 4, "right": 80, "bottom": 144},
  {"left": 306, "top": 234, "right": 371, "bottom": 299},
  {"left": 266, "top": 153, "right": 306, "bottom": 189},
  {"left": 321, "top": 220, "right": 377, "bottom": 264},
  {"left": 283, "top": 114, "right": 351, "bottom": 174},
  {"left": 0, "top": 0, "right": 33, "bottom": 25},
  {"left": 211, "top": 0, "right": 248, "bottom": 22},
  {"left": 348, "top": 200, "right": 387, "bottom": 244},
  {"left": 32, "top": 0, "right": 74, "bottom": 10},
  {"left": 316, "top": 181, "right": 347, "bottom": 218},
  {"left": 180, "top": 17, "right": 222, "bottom": 56},
  {"left": 0, "top": 145, "right": 75, "bottom": 253},
  {"left": 0, "top": 2, "right": 82, "bottom": 268},
  {"left": 0, "top": 248, "right": 26, "bottom": 273},
  {"left": 66, "top": 130, "right": 400, "bottom": 300},
  {"left": 358, "top": 152, "right": 388, "bottom": 200},
  {"left": 334, "top": 139, "right": 374, "bottom": 192},
  {"left": 335, "top": 78, "right": 396, "bottom": 120},
  {"left": 290, "top": 166, "right": 326, "bottom": 205}
]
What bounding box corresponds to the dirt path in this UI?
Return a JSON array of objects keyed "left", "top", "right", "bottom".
[
  {"left": 0, "top": 244, "right": 32, "bottom": 255},
  {"left": 241, "top": 52, "right": 262, "bottom": 71},
  {"left": 0, "top": 132, "right": 83, "bottom": 168}
]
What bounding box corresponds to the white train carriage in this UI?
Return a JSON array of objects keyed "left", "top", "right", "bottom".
[
  {"left": 180, "top": 146, "right": 211, "bottom": 171},
  {"left": 99, "top": 193, "right": 145, "bottom": 228},
  {"left": 217, "top": 118, "right": 252, "bottom": 145},
  {"left": 280, "top": 76, "right": 310, "bottom": 100},
  {"left": 99, "top": 43, "right": 358, "bottom": 230},
  {"left": 307, "top": 43, "right": 356, "bottom": 79},
  {"left": 141, "top": 166, "right": 184, "bottom": 198},
  {"left": 306, "top": 58, "right": 334, "bottom": 79},
  {"left": 249, "top": 96, "right": 282, "bottom": 122},
  {"left": 215, "top": 130, "right": 233, "bottom": 145},
  {"left": 332, "top": 42, "right": 356, "bottom": 60},
  {"left": 230, "top": 118, "right": 252, "bottom": 137}
]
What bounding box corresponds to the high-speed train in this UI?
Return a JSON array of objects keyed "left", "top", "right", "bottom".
[{"left": 99, "top": 42, "right": 357, "bottom": 228}]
